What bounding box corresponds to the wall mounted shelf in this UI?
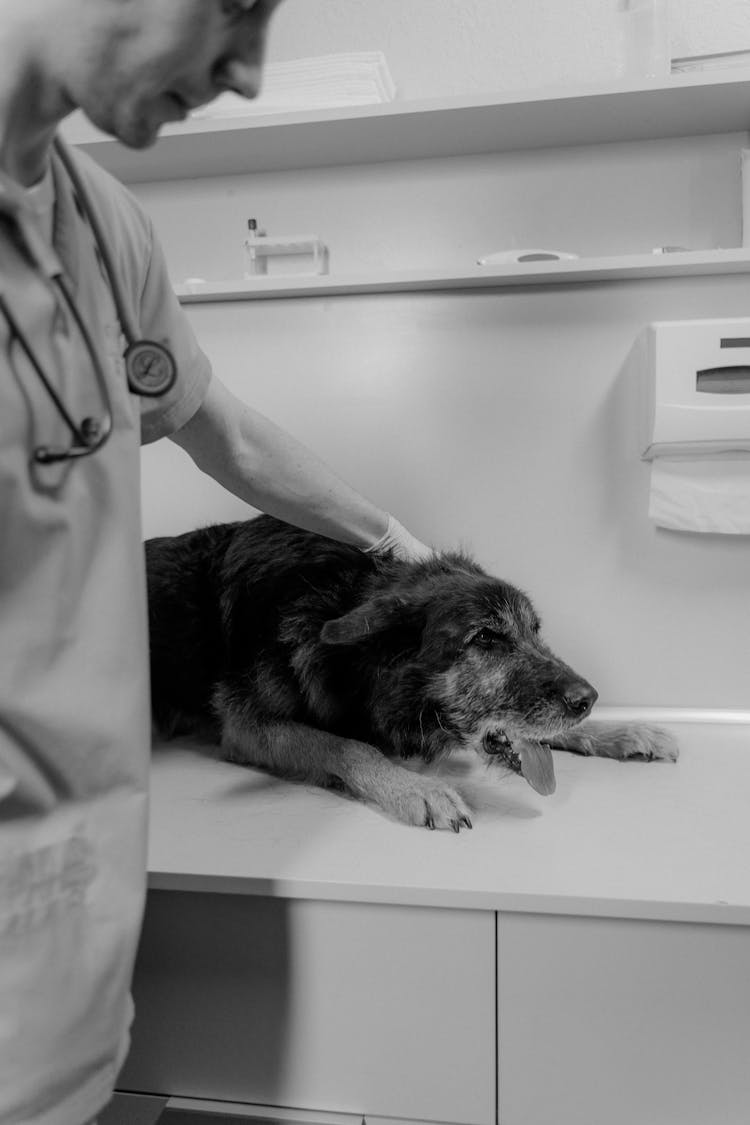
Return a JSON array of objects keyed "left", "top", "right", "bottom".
[
  {"left": 63, "top": 69, "right": 750, "bottom": 183},
  {"left": 174, "top": 248, "right": 750, "bottom": 302}
]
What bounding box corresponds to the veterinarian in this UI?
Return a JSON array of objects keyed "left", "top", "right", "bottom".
[{"left": 0, "top": 3, "right": 432, "bottom": 1123}]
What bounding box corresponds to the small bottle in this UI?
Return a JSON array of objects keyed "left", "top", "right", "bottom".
[{"left": 243, "top": 218, "right": 268, "bottom": 277}]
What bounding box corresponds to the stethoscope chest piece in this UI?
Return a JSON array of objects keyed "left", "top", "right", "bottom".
[
  {"left": 0, "top": 138, "right": 181, "bottom": 466},
  {"left": 124, "top": 339, "right": 177, "bottom": 397}
]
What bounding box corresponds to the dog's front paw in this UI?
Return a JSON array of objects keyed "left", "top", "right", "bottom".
[
  {"left": 555, "top": 721, "right": 679, "bottom": 763},
  {"left": 612, "top": 723, "right": 679, "bottom": 762},
  {"left": 385, "top": 772, "right": 473, "bottom": 831}
]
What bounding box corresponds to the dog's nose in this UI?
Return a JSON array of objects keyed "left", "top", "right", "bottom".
[{"left": 561, "top": 680, "right": 598, "bottom": 719}]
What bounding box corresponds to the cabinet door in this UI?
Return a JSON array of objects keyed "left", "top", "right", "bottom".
[
  {"left": 497, "top": 913, "right": 750, "bottom": 1125},
  {"left": 120, "top": 891, "right": 495, "bottom": 1125}
]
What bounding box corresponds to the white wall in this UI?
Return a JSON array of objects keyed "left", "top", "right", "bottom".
[
  {"left": 133, "top": 4, "right": 750, "bottom": 711},
  {"left": 263, "top": 0, "right": 750, "bottom": 97},
  {"left": 138, "top": 134, "right": 743, "bottom": 284},
  {"left": 141, "top": 276, "right": 750, "bottom": 710},
  {"left": 136, "top": 128, "right": 750, "bottom": 710}
]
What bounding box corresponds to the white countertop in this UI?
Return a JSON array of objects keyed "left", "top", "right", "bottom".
[{"left": 148, "top": 720, "right": 750, "bottom": 925}]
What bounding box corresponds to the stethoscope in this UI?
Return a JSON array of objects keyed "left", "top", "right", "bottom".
[{"left": 0, "top": 136, "right": 177, "bottom": 465}]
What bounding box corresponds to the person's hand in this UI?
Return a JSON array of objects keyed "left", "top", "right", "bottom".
[{"left": 363, "top": 515, "right": 434, "bottom": 562}]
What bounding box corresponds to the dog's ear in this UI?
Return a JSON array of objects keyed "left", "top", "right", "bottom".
[{"left": 320, "top": 593, "right": 424, "bottom": 645}]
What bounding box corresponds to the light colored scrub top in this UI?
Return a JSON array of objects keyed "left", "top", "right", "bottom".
[{"left": 0, "top": 142, "right": 211, "bottom": 1125}]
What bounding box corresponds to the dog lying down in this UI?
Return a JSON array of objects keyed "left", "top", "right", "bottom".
[{"left": 146, "top": 515, "right": 678, "bottom": 831}]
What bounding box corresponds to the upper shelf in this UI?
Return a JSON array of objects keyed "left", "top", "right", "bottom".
[{"left": 61, "top": 69, "right": 750, "bottom": 183}]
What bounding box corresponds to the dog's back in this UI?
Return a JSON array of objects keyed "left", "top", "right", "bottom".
[{"left": 146, "top": 515, "right": 393, "bottom": 738}]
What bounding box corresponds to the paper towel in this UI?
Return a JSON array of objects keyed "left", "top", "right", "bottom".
[{"left": 649, "top": 456, "right": 750, "bottom": 533}]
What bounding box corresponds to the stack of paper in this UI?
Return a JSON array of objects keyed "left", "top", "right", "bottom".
[
  {"left": 192, "top": 52, "right": 397, "bottom": 119},
  {"left": 671, "top": 49, "right": 750, "bottom": 73}
]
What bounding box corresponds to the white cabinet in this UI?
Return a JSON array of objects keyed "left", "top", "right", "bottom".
[
  {"left": 125, "top": 730, "right": 750, "bottom": 1123},
  {"left": 119, "top": 894, "right": 750, "bottom": 1125},
  {"left": 119, "top": 892, "right": 496, "bottom": 1125},
  {"left": 496, "top": 912, "right": 750, "bottom": 1125}
]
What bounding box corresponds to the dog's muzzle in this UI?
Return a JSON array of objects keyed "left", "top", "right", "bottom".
[{"left": 484, "top": 730, "right": 556, "bottom": 795}]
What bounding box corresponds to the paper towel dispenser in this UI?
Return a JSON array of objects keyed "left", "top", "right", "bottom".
[
  {"left": 696, "top": 365, "right": 750, "bottom": 394},
  {"left": 642, "top": 318, "right": 750, "bottom": 460}
]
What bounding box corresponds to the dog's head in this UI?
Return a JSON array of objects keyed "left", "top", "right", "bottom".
[{"left": 320, "top": 554, "right": 597, "bottom": 795}]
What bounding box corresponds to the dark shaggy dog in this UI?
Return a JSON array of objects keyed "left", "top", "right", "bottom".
[{"left": 146, "top": 516, "right": 678, "bottom": 831}]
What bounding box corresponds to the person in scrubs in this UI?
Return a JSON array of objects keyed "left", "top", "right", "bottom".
[{"left": 0, "top": 3, "right": 430, "bottom": 1123}]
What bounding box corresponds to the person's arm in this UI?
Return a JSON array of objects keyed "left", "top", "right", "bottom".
[{"left": 170, "top": 376, "right": 432, "bottom": 560}]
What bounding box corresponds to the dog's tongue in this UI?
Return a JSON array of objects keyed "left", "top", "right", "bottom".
[{"left": 517, "top": 739, "right": 556, "bottom": 795}]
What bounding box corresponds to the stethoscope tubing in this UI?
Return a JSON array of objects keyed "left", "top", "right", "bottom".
[
  {"left": 0, "top": 284, "right": 112, "bottom": 457},
  {"left": 52, "top": 138, "right": 141, "bottom": 348},
  {"left": 0, "top": 135, "right": 177, "bottom": 464},
  {"left": 53, "top": 138, "right": 177, "bottom": 400}
]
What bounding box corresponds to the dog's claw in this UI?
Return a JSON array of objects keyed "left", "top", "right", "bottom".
[
  {"left": 460, "top": 814, "right": 473, "bottom": 830},
  {"left": 387, "top": 775, "right": 471, "bottom": 830}
]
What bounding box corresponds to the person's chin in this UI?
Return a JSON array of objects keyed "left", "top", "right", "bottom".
[
  {"left": 87, "top": 93, "right": 187, "bottom": 149},
  {"left": 81, "top": 103, "right": 157, "bottom": 149},
  {"left": 128, "top": 97, "right": 190, "bottom": 146},
  {"left": 118, "top": 111, "right": 163, "bottom": 149},
  {"left": 116, "top": 126, "right": 156, "bottom": 149},
  {"left": 106, "top": 99, "right": 175, "bottom": 148}
]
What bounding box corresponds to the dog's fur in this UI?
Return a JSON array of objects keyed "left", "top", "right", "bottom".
[{"left": 145, "top": 516, "right": 678, "bottom": 830}]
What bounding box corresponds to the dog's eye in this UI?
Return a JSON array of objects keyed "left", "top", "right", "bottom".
[{"left": 472, "top": 628, "right": 502, "bottom": 649}]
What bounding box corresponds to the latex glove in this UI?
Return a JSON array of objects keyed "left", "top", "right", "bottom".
[{"left": 363, "top": 515, "right": 434, "bottom": 562}]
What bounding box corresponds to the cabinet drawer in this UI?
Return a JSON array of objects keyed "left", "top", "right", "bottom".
[
  {"left": 120, "top": 891, "right": 495, "bottom": 1125},
  {"left": 497, "top": 913, "right": 750, "bottom": 1125}
]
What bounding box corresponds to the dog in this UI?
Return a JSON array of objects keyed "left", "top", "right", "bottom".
[{"left": 145, "top": 515, "right": 678, "bottom": 831}]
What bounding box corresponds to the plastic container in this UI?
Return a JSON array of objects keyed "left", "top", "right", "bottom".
[{"left": 243, "top": 219, "right": 329, "bottom": 278}]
